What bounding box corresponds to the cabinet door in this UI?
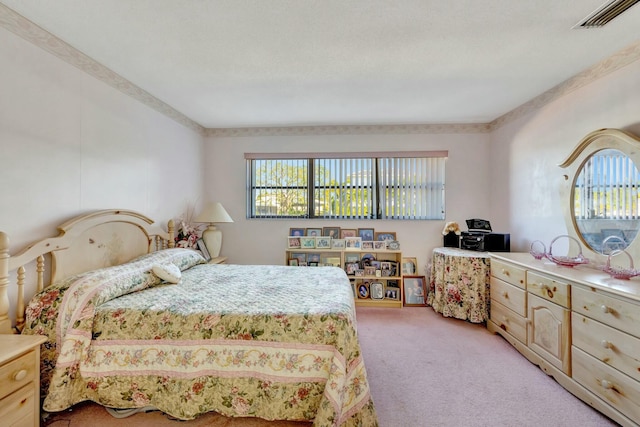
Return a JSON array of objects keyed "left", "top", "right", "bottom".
[{"left": 528, "top": 293, "right": 571, "bottom": 375}]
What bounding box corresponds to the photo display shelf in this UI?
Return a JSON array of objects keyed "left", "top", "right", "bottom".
[{"left": 284, "top": 247, "right": 403, "bottom": 308}]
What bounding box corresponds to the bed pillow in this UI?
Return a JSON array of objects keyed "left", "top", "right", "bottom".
[{"left": 152, "top": 263, "right": 182, "bottom": 284}]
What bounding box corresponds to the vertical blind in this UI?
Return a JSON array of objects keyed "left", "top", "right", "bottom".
[
  {"left": 575, "top": 150, "right": 640, "bottom": 219},
  {"left": 246, "top": 151, "right": 447, "bottom": 220}
]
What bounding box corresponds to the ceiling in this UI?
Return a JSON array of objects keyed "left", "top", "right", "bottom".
[{"left": 1, "top": 1, "right": 639, "bottom": 130}]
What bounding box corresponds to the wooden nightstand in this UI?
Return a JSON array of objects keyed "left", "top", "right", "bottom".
[
  {"left": 209, "top": 256, "right": 227, "bottom": 264},
  {"left": 0, "top": 334, "right": 47, "bottom": 427}
]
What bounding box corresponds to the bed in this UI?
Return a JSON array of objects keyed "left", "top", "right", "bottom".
[{"left": 0, "top": 209, "right": 377, "bottom": 426}]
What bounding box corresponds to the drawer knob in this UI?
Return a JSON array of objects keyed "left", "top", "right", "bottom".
[
  {"left": 600, "top": 379, "right": 614, "bottom": 390},
  {"left": 501, "top": 269, "right": 510, "bottom": 276},
  {"left": 601, "top": 305, "right": 612, "bottom": 314},
  {"left": 601, "top": 340, "right": 613, "bottom": 349},
  {"left": 13, "top": 369, "right": 27, "bottom": 381},
  {"left": 501, "top": 291, "right": 509, "bottom": 298},
  {"left": 502, "top": 316, "right": 510, "bottom": 324}
]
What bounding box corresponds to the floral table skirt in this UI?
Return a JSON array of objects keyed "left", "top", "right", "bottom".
[{"left": 427, "top": 247, "right": 491, "bottom": 323}]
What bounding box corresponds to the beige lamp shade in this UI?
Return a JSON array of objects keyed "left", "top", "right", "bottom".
[{"left": 194, "top": 202, "right": 233, "bottom": 258}]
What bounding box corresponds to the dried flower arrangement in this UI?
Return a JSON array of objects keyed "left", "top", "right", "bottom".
[{"left": 175, "top": 204, "right": 203, "bottom": 249}]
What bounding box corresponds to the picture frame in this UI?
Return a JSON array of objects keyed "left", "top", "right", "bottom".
[
  {"left": 197, "top": 238, "right": 211, "bottom": 261},
  {"left": 403, "top": 275, "right": 427, "bottom": 306},
  {"left": 305, "top": 228, "right": 322, "bottom": 237},
  {"left": 324, "top": 256, "right": 341, "bottom": 267},
  {"left": 373, "top": 240, "right": 387, "bottom": 250},
  {"left": 332, "top": 239, "right": 346, "bottom": 249},
  {"left": 370, "top": 282, "right": 384, "bottom": 300},
  {"left": 288, "top": 258, "right": 299, "bottom": 266},
  {"left": 345, "top": 253, "right": 360, "bottom": 263},
  {"left": 322, "top": 227, "right": 340, "bottom": 239},
  {"left": 401, "top": 257, "right": 417, "bottom": 275},
  {"left": 361, "top": 240, "right": 374, "bottom": 250},
  {"left": 384, "top": 287, "right": 400, "bottom": 301},
  {"left": 358, "top": 228, "right": 375, "bottom": 241},
  {"left": 340, "top": 228, "right": 357, "bottom": 239},
  {"left": 387, "top": 240, "right": 401, "bottom": 250},
  {"left": 315, "top": 236, "right": 332, "bottom": 249},
  {"left": 300, "top": 237, "right": 316, "bottom": 248},
  {"left": 287, "top": 236, "right": 302, "bottom": 249},
  {"left": 364, "top": 266, "right": 376, "bottom": 276},
  {"left": 355, "top": 269, "right": 365, "bottom": 277},
  {"left": 357, "top": 281, "right": 370, "bottom": 299},
  {"left": 290, "top": 253, "right": 307, "bottom": 263},
  {"left": 289, "top": 227, "right": 305, "bottom": 237},
  {"left": 345, "top": 262, "right": 360, "bottom": 275},
  {"left": 375, "top": 232, "right": 397, "bottom": 241},
  {"left": 307, "top": 253, "right": 321, "bottom": 263},
  {"left": 344, "top": 236, "right": 362, "bottom": 250}
]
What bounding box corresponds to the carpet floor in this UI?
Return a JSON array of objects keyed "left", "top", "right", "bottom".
[{"left": 43, "top": 306, "right": 619, "bottom": 427}]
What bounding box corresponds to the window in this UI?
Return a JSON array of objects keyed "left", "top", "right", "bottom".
[{"left": 246, "top": 151, "right": 447, "bottom": 220}]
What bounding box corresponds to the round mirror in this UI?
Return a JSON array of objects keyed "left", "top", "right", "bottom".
[
  {"left": 573, "top": 148, "right": 640, "bottom": 254},
  {"left": 560, "top": 129, "right": 640, "bottom": 263}
]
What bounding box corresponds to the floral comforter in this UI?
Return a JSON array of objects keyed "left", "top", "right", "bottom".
[{"left": 22, "top": 249, "right": 377, "bottom": 426}]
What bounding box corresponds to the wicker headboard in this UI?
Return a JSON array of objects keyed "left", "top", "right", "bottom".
[{"left": 0, "top": 209, "right": 174, "bottom": 333}]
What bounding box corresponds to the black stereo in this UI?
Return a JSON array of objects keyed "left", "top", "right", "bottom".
[{"left": 460, "top": 219, "right": 510, "bottom": 252}]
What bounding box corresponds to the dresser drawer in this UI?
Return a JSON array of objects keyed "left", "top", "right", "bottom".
[
  {"left": 573, "top": 346, "right": 640, "bottom": 423},
  {"left": 527, "top": 271, "right": 570, "bottom": 308},
  {"left": 0, "top": 382, "right": 35, "bottom": 427},
  {"left": 0, "top": 350, "right": 36, "bottom": 400},
  {"left": 573, "top": 312, "right": 640, "bottom": 382},
  {"left": 490, "top": 259, "right": 526, "bottom": 289},
  {"left": 490, "top": 277, "right": 527, "bottom": 316},
  {"left": 572, "top": 286, "right": 640, "bottom": 339},
  {"left": 490, "top": 299, "right": 527, "bottom": 344}
]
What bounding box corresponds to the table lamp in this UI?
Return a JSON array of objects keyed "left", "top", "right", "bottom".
[{"left": 194, "top": 202, "right": 234, "bottom": 258}]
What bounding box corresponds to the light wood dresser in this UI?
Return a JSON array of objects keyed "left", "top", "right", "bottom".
[
  {"left": 488, "top": 252, "right": 640, "bottom": 427},
  {"left": 0, "top": 334, "right": 47, "bottom": 427}
]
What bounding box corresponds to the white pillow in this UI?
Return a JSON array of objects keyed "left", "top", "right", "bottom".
[{"left": 152, "top": 263, "right": 182, "bottom": 284}]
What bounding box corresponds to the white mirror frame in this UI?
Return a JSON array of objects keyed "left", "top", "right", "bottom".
[{"left": 559, "top": 128, "right": 640, "bottom": 264}]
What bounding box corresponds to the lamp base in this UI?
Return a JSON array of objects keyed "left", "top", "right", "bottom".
[{"left": 202, "top": 225, "right": 223, "bottom": 258}]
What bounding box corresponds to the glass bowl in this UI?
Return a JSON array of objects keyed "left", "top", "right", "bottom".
[
  {"left": 546, "top": 235, "right": 589, "bottom": 267},
  {"left": 600, "top": 249, "right": 640, "bottom": 280}
]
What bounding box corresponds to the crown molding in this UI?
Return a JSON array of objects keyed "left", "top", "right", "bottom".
[
  {"left": 205, "top": 123, "right": 491, "bottom": 138},
  {"left": 490, "top": 40, "right": 640, "bottom": 131},
  {"left": 1, "top": 4, "right": 639, "bottom": 138},
  {"left": 0, "top": 4, "right": 205, "bottom": 135}
]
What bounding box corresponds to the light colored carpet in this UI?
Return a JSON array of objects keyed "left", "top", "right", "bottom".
[{"left": 43, "top": 306, "right": 618, "bottom": 427}]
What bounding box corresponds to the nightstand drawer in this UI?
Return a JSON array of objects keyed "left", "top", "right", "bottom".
[
  {"left": 0, "top": 350, "right": 36, "bottom": 400},
  {"left": 0, "top": 382, "right": 35, "bottom": 427}
]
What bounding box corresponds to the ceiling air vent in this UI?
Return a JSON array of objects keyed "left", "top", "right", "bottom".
[{"left": 574, "top": 0, "right": 639, "bottom": 28}]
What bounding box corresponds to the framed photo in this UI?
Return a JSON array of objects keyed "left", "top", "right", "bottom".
[
  {"left": 307, "top": 253, "right": 321, "bottom": 263},
  {"left": 384, "top": 287, "right": 400, "bottom": 301},
  {"left": 364, "top": 266, "right": 376, "bottom": 276},
  {"left": 300, "top": 237, "right": 316, "bottom": 248},
  {"left": 197, "top": 238, "right": 211, "bottom": 261},
  {"left": 403, "top": 275, "right": 427, "bottom": 306},
  {"left": 370, "top": 282, "right": 384, "bottom": 300},
  {"left": 345, "top": 236, "right": 362, "bottom": 250},
  {"left": 308, "top": 262, "right": 319, "bottom": 267},
  {"left": 305, "top": 228, "right": 322, "bottom": 237},
  {"left": 289, "top": 228, "right": 305, "bottom": 237},
  {"left": 373, "top": 240, "right": 387, "bottom": 250},
  {"left": 375, "top": 232, "right": 397, "bottom": 241},
  {"left": 332, "top": 239, "right": 346, "bottom": 249},
  {"left": 361, "top": 240, "right": 374, "bottom": 250},
  {"left": 401, "top": 257, "right": 417, "bottom": 275},
  {"left": 290, "top": 253, "right": 307, "bottom": 263},
  {"left": 358, "top": 228, "right": 375, "bottom": 241},
  {"left": 355, "top": 269, "right": 365, "bottom": 277},
  {"left": 387, "top": 240, "right": 401, "bottom": 250},
  {"left": 345, "top": 253, "right": 360, "bottom": 263},
  {"left": 324, "top": 256, "right": 341, "bottom": 267},
  {"left": 315, "top": 236, "right": 332, "bottom": 249},
  {"left": 323, "top": 227, "right": 340, "bottom": 239},
  {"left": 340, "top": 228, "right": 357, "bottom": 238},
  {"left": 287, "top": 237, "right": 302, "bottom": 249},
  {"left": 288, "top": 258, "right": 299, "bottom": 266},
  {"left": 345, "top": 262, "right": 360, "bottom": 275},
  {"left": 357, "top": 281, "right": 370, "bottom": 299}
]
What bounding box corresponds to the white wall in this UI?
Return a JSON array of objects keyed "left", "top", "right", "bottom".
[
  {"left": 490, "top": 60, "right": 640, "bottom": 254},
  {"left": 204, "top": 132, "right": 491, "bottom": 274},
  {"left": 0, "top": 23, "right": 204, "bottom": 318}
]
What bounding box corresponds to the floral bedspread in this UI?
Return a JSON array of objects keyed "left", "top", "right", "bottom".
[{"left": 22, "top": 249, "right": 377, "bottom": 426}]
